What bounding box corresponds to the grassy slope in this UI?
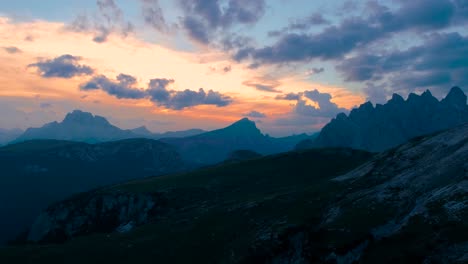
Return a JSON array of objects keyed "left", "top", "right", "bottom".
[
  {"left": 0, "top": 148, "right": 372, "bottom": 264},
  {"left": 0, "top": 139, "right": 186, "bottom": 246}
]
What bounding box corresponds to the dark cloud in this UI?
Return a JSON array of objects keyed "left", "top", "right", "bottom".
[
  {"left": 307, "top": 67, "right": 325, "bottom": 75},
  {"left": 236, "top": 0, "right": 464, "bottom": 64},
  {"left": 301, "top": 90, "right": 346, "bottom": 117},
  {"left": 338, "top": 32, "right": 468, "bottom": 91},
  {"left": 242, "top": 78, "right": 281, "bottom": 93},
  {"left": 268, "top": 13, "right": 330, "bottom": 37},
  {"left": 147, "top": 78, "right": 174, "bottom": 102},
  {"left": 245, "top": 110, "right": 266, "bottom": 118},
  {"left": 179, "top": 0, "right": 265, "bottom": 44},
  {"left": 3, "top": 46, "right": 22, "bottom": 54},
  {"left": 183, "top": 16, "right": 210, "bottom": 43},
  {"left": 158, "top": 88, "right": 232, "bottom": 110},
  {"left": 81, "top": 74, "right": 232, "bottom": 110},
  {"left": 275, "top": 92, "right": 303, "bottom": 101},
  {"left": 81, "top": 75, "right": 147, "bottom": 99},
  {"left": 276, "top": 89, "right": 346, "bottom": 118},
  {"left": 116, "top": 73, "right": 137, "bottom": 86},
  {"left": 223, "top": 65, "right": 232, "bottom": 73},
  {"left": 141, "top": 0, "right": 169, "bottom": 32},
  {"left": 67, "top": 0, "right": 133, "bottom": 43},
  {"left": 97, "top": 0, "right": 123, "bottom": 24},
  {"left": 29, "top": 55, "right": 94, "bottom": 78}
]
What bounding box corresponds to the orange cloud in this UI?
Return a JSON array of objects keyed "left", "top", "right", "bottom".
[{"left": 0, "top": 16, "right": 365, "bottom": 135}]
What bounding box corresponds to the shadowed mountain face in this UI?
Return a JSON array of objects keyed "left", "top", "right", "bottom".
[
  {"left": 14, "top": 110, "right": 138, "bottom": 143},
  {"left": 4, "top": 123, "right": 467, "bottom": 263},
  {"left": 161, "top": 118, "right": 310, "bottom": 164},
  {"left": 298, "top": 87, "right": 468, "bottom": 152},
  {"left": 0, "top": 138, "right": 189, "bottom": 245}
]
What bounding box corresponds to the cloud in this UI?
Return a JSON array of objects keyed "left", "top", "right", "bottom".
[
  {"left": 242, "top": 78, "right": 281, "bottom": 93},
  {"left": 245, "top": 110, "right": 266, "bottom": 118},
  {"left": 275, "top": 92, "right": 303, "bottom": 101},
  {"left": 179, "top": 0, "right": 266, "bottom": 44},
  {"left": 81, "top": 74, "right": 147, "bottom": 99},
  {"left": 67, "top": 0, "right": 134, "bottom": 43},
  {"left": 277, "top": 89, "right": 346, "bottom": 118},
  {"left": 300, "top": 90, "right": 347, "bottom": 117},
  {"left": 235, "top": 0, "right": 463, "bottom": 64},
  {"left": 338, "top": 32, "right": 468, "bottom": 92},
  {"left": 81, "top": 74, "right": 233, "bottom": 110},
  {"left": 141, "top": 0, "right": 170, "bottom": 33},
  {"left": 268, "top": 13, "right": 330, "bottom": 37},
  {"left": 306, "top": 67, "right": 324, "bottom": 75},
  {"left": 158, "top": 88, "right": 232, "bottom": 109},
  {"left": 29, "top": 54, "right": 94, "bottom": 78},
  {"left": 3, "top": 46, "right": 22, "bottom": 54}
]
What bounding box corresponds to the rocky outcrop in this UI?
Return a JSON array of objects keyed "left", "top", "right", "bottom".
[
  {"left": 309, "top": 123, "right": 468, "bottom": 263},
  {"left": 301, "top": 87, "right": 468, "bottom": 152},
  {"left": 27, "top": 191, "right": 165, "bottom": 243}
]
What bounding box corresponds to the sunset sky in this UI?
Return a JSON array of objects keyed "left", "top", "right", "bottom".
[{"left": 1, "top": 0, "right": 467, "bottom": 136}]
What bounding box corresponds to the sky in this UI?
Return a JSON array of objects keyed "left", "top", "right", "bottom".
[{"left": 0, "top": 0, "right": 467, "bottom": 136}]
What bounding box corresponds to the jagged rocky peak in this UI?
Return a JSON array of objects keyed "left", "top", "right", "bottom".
[
  {"left": 389, "top": 93, "right": 405, "bottom": 104},
  {"left": 62, "top": 110, "right": 110, "bottom": 126},
  {"left": 308, "top": 87, "right": 468, "bottom": 152},
  {"left": 421, "top": 89, "right": 433, "bottom": 97},
  {"left": 442, "top": 86, "right": 467, "bottom": 107}
]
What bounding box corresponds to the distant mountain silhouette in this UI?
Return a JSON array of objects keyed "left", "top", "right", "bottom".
[
  {"left": 12, "top": 110, "right": 206, "bottom": 145},
  {"left": 0, "top": 128, "right": 23, "bottom": 146},
  {"left": 161, "top": 118, "right": 309, "bottom": 164},
  {"left": 130, "top": 126, "right": 154, "bottom": 137},
  {"left": 14, "top": 110, "right": 137, "bottom": 143},
  {"left": 0, "top": 138, "right": 190, "bottom": 245},
  {"left": 130, "top": 126, "right": 205, "bottom": 138},
  {"left": 297, "top": 87, "right": 468, "bottom": 152},
  {"left": 155, "top": 129, "right": 206, "bottom": 139}
]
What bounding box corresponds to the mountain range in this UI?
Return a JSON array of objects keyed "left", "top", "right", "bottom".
[
  {"left": 13, "top": 110, "right": 206, "bottom": 144},
  {"left": 0, "top": 138, "right": 191, "bottom": 245},
  {"left": 161, "top": 118, "right": 311, "bottom": 164},
  {"left": 131, "top": 126, "right": 205, "bottom": 139},
  {"left": 4, "top": 122, "right": 467, "bottom": 263},
  {"left": 297, "top": 86, "right": 468, "bottom": 152},
  {"left": 9, "top": 111, "right": 312, "bottom": 165}
]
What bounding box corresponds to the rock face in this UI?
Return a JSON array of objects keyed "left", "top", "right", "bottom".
[
  {"left": 306, "top": 87, "right": 468, "bottom": 152},
  {"left": 281, "top": 123, "right": 468, "bottom": 263},
  {"left": 27, "top": 191, "right": 165, "bottom": 243},
  {"left": 15, "top": 110, "right": 137, "bottom": 143}
]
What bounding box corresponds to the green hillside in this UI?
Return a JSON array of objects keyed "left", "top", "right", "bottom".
[{"left": 0, "top": 148, "right": 372, "bottom": 263}]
